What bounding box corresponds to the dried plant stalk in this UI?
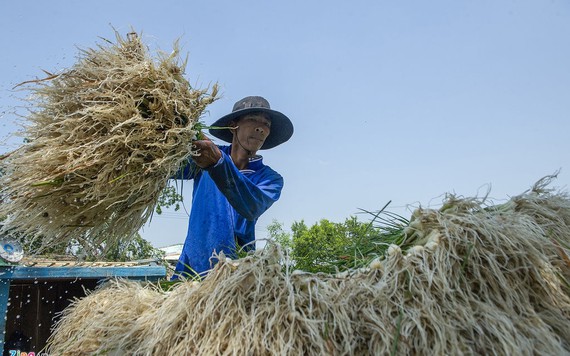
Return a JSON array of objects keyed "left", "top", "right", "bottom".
[
  {"left": 47, "top": 180, "right": 570, "bottom": 355},
  {"left": 0, "top": 30, "right": 217, "bottom": 254}
]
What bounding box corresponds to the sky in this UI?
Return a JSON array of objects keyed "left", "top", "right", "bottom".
[{"left": 1, "top": 1, "right": 569, "bottom": 249}]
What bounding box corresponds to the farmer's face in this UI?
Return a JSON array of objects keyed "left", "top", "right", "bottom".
[{"left": 232, "top": 113, "right": 271, "bottom": 152}]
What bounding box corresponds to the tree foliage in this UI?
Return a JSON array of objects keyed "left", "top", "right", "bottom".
[
  {"left": 267, "top": 216, "right": 398, "bottom": 274},
  {"left": 156, "top": 185, "right": 184, "bottom": 214},
  {"left": 90, "top": 233, "right": 164, "bottom": 262}
]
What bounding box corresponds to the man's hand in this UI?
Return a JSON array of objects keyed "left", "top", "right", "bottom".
[{"left": 191, "top": 137, "right": 222, "bottom": 169}]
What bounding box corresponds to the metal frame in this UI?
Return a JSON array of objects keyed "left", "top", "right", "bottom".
[{"left": 0, "top": 264, "right": 166, "bottom": 351}]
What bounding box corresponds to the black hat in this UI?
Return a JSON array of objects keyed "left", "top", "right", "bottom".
[{"left": 209, "top": 96, "right": 293, "bottom": 150}]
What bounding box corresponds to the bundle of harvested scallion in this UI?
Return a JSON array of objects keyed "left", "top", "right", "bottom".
[
  {"left": 47, "top": 177, "right": 570, "bottom": 355},
  {"left": 0, "top": 30, "right": 217, "bottom": 255}
]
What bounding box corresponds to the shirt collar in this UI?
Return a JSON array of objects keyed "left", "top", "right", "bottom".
[{"left": 221, "top": 145, "right": 264, "bottom": 172}]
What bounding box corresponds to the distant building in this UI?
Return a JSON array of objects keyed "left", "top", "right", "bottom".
[{"left": 158, "top": 244, "right": 183, "bottom": 265}]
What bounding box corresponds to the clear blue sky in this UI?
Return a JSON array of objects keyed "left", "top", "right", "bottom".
[{"left": 1, "top": 1, "right": 569, "bottom": 248}]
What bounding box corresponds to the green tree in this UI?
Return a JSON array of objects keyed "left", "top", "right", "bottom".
[
  {"left": 98, "top": 233, "right": 164, "bottom": 262},
  {"left": 268, "top": 217, "right": 380, "bottom": 273},
  {"left": 290, "top": 219, "right": 348, "bottom": 273},
  {"left": 268, "top": 213, "right": 407, "bottom": 274},
  {"left": 266, "top": 219, "right": 292, "bottom": 250},
  {"left": 156, "top": 185, "right": 183, "bottom": 214}
]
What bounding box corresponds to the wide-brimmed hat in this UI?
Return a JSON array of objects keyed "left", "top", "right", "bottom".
[{"left": 209, "top": 96, "right": 293, "bottom": 150}]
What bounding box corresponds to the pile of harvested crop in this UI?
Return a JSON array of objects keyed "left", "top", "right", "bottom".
[
  {"left": 47, "top": 178, "right": 570, "bottom": 355},
  {"left": 0, "top": 31, "right": 217, "bottom": 255}
]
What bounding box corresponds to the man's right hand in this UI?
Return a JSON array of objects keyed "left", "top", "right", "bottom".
[{"left": 191, "top": 138, "right": 222, "bottom": 169}]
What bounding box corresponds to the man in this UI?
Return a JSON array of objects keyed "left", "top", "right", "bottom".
[{"left": 173, "top": 96, "right": 293, "bottom": 278}]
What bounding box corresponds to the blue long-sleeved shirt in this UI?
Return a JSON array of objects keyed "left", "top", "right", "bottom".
[{"left": 173, "top": 145, "right": 283, "bottom": 277}]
